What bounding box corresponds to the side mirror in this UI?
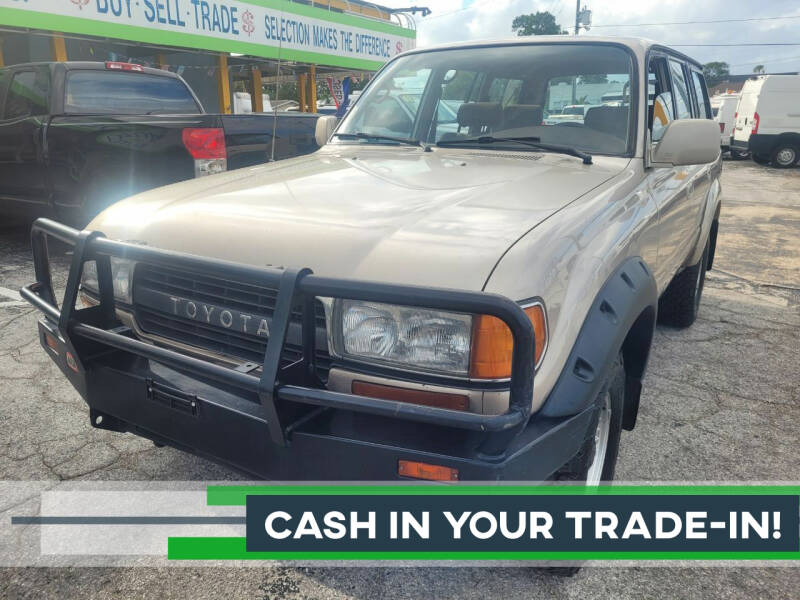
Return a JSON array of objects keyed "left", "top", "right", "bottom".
[
  {"left": 314, "top": 115, "right": 338, "bottom": 147},
  {"left": 649, "top": 119, "right": 720, "bottom": 167}
]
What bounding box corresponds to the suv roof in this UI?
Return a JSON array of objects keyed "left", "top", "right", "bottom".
[{"left": 396, "top": 36, "right": 704, "bottom": 70}]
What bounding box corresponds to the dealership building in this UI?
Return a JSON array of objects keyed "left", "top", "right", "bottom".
[{"left": 0, "top": 0, "right": 417, "bottom": 113}]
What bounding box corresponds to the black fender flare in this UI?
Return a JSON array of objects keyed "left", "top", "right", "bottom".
[{"left": 538, "top": 256, "right": 658, "bottom": 430}]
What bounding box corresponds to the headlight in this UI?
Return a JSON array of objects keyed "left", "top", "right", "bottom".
[
  {"left": 336, "top": 300, "right": 472, "bottom": 375},
  {"left": 334, "top": 299, "right": 548, "bottom": 380},
  {"left": 80, "top": 257, "right": 134, "bottom": 304}
]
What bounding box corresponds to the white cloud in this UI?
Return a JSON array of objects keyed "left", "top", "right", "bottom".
[{"left": 378, "top": 0, "right": 800, "bottom": 73}]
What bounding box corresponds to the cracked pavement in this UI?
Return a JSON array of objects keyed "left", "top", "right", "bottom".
[{"left": 0, "top": 160, "right": 798, "bottom": 597}]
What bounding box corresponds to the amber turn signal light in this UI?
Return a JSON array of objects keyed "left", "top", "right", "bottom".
[
  {"left": 469, "top": 304, "right": 547, "bottom": 379},
  {"left": 44, "top": 332, "right": 59, "bottom": 355},
  {"left": 352, "top": 381, "right": 469, "bottom": 411},
  {"left": 398, "top": 460, "right": 459, "bottom": 481}
]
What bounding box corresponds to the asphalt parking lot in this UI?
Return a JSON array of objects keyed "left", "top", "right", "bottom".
[{"left": 0, "top": 159, "right": 798, "bottom": 597}]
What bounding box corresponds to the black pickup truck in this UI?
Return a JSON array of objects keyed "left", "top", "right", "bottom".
[{"left": 0, "top": 61, "right": 327, "bottom": 224}]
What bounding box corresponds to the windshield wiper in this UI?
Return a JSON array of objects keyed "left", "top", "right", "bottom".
[
  {"left": 437, "top": 136, "right": 592, "bottom": 164},
  {"left": 333, "top": 132, "right": 431, "bottom": 152}
]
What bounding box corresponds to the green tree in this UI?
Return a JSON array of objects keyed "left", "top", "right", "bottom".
[
  {"left": 753, "top": 64, "right": 765, "bottom": 74},
  {"left": 578, "top": 74, "right": 609, "bottom": 84},
  {"left": 512, "top": 11, "right": 566, "bottom": 36},
  {"left": 702, "top": 61, "right": 730, "bottom": 87}
]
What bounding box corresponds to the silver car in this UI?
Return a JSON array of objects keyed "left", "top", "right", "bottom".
[{"left": 23, "top": 36, "right": 721, "bottom": 483}]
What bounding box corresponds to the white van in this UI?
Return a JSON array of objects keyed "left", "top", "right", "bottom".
[
  {"left": 731, "top": 75, "right": 800, "bottom": 167},
  {"left": 712, "top": 94, "right": 748, "bottom": 159}
]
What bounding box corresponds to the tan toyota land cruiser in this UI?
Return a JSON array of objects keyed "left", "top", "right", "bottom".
[{"left": 23, "top": 37, "right": 722, "bottom": 482}]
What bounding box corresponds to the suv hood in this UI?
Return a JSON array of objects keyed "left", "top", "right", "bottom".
[{"left": 91, "top": 147, "right": 628, "bottom": 290}]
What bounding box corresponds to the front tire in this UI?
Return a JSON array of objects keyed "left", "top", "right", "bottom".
[
  {"left": 770, "top": 143, "right": 798, "bottom": 168},
  {"left": 553, "top": 354, "right": 625, "bottom": 484},
  {"left": 657, "top": 237, "right": 710, "bottom": 328},
  {"left": 545, "top": 354, "right": 625, "bottom": 577}
]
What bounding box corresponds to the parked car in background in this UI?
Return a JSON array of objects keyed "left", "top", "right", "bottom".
[
  {"left": 731, "top": 75, "right": 800, "bottom": 167},
  {"left": 544, "top": 104, "right": 595, "bottom": 124},
  {"left": 232, "top": 91, "right": 274, "bottom": 114},
  {"left": 600, "top": 91, "right": 628, "bottom": 106},
  {"left": 712, "top": 93, "right": 748, "bottom": 159},
  {"left": 23, "top": 37, "right": 721, "bottom": 485},
  {"left": 0, "top": 61, "right": 330, "bottom": 225}
]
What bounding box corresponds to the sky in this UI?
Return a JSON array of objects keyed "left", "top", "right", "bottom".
[{"left": 377, "top": 0, "right": 800, "bottom": 75}]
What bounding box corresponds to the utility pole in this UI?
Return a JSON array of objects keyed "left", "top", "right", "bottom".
[{"left": 572, "top": 0, "right": 580, "bottom": 103}]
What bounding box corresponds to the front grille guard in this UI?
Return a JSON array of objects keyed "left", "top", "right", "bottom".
[{"left": 21, "top": 218, "right": 535, "bottom": 455}]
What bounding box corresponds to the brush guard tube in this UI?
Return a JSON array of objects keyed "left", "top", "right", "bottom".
[{"left": 22, "top": 218, "right": 536, "bottom": 458}]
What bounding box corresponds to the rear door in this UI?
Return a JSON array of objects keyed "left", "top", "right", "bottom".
[
  {"left": 718, "top": 96, "right": 737, "bottom": 140},
  {"left": 0, "top": 66, "right": 51, "bottom": 209},
  {"left": 733, "top": 79, "right": 762, "bottom": 143},
  {"left": 687, "top": 66, "right": 716, "bottom": 245},
  {"left": 645, "top": 55, "right": 706, "bottom": 291}
]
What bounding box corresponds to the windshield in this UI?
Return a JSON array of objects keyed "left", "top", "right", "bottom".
[{"left": 335, "top": 44, "right": 634, "bottom": 155}]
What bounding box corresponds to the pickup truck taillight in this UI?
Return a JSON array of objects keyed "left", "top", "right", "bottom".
[
  {"left": 182, "top": 128, "right": 227, "bottom": 177},
  {"left": 751, "top": 112, "right": 760, "bottom": 135}
]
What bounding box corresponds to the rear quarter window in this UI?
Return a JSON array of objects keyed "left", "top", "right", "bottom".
[
  {"left": 668, "top": 60, "right": 692, "bottom": 120},
  {"left": 65, "top": 71, "right": 201, "bottom": 114},
  {"left": 690, "top": 71, "right": 711, "bottom": 119},
  {"left": 4, "top": 69, "right": 49, "bottom": 119}
]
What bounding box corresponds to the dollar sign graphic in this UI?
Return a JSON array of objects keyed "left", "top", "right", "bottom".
[{"left": 242, "top": 10, "right": 255, "bottom": 36}]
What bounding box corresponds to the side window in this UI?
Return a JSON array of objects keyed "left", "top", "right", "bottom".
[
  {"left": 487, "top": 78, "right": 522, "bottom": 107},
  {"left": 648, "top": 57, "right": 673, "bottom": 142},
  {"left": 431, "top": 69, "right": 480, "bottom": 141},
  {"left": 690, "top": 70, "right": 711, "bottom": 119},
  {"left": 0, "top": 69, "right": 8, "bottom": 116},
  {"left": 4, "top": 69, "right": 49, "bottom": 119},
  {"left": 668, "top": 60, "right": 692, "bottom": 120},
  {"left": 346, "top": 66, "right": 431, "bottom": 138},
  {"left": 361, "top": 97, "right": 413, "bottom": 137}
]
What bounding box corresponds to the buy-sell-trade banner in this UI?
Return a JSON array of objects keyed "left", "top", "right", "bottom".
[{"left": 0, "top": 0, "right": 415, "bottom": 70}]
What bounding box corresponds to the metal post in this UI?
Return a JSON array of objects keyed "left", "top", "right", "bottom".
[
  {"left": 572, "top": 1, "right": 580, "bottom": 104},
  {"left": 298, "top": 73, "right": 307, "bottom": 112},
  {"left": 50, "top": 34, "right": 67, "bottom": 62},
  {"left": 0, "top": 36, "right": 5, "bottom": 68},
  {"left": 309, "top": 65, "right": 318, "bottom": 113},
  {"left": 251, "top": 67, "right": 264, "bottom": 113},
  {"left": 216, "top": 54, "right": 231, "bottom": 114}
]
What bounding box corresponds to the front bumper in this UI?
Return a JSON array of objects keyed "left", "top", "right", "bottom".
[{"left": 23, "top": 218, "right": 594, "bottom": 481}]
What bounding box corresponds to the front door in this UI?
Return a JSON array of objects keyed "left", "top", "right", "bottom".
[{"left": 645, "top": 56, "right": 704, "bottom": 292}]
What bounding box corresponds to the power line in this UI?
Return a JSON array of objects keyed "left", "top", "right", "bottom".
[
  {"left": 422, "top": 0, "right": 493, "bottom": 21},
  {"left": 592, "top": 15, "right": 800, "bottom": 28},
  {"left": 730, "top": 55, "right": 800, "bottom": 68}
]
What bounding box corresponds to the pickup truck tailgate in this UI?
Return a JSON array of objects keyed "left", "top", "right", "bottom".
[{"left": 221, "top": 113, "right": 322, "bottom": 169}]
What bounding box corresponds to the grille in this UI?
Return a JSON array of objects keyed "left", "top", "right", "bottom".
[{"left": 133, "top": 263, "right": 331, "bottom": 378}]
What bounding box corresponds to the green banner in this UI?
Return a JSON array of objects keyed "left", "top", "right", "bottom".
[{"left": 0, "top": 0, "right": 415, "bottom": 70}]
